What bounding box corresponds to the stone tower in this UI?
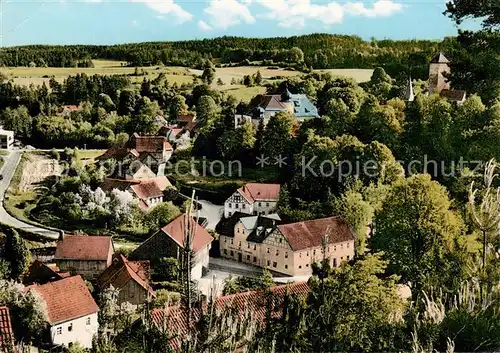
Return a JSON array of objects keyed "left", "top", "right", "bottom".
[{"left": 428, "top": 52, "right": 451, "bottom": 94}]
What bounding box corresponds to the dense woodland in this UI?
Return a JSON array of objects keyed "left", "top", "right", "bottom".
[
  {"left": 0, "top": 34, "right": 460, "bottom": 81},
  {"left": 0, "top": 0, "right": 498, "bottom": 352}
]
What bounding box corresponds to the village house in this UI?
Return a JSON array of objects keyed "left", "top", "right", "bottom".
[
  {"left": 28, "top": 276, "right": 99, "bottom": 349},
  {"left": 24, "top": 260, "right": 70, "bottom": 285},
  {"left": 158, "top": 113, "right": 198, "bottom": 150},
  {"left": 129, "top": 214, "right": 214, "bottom": 280},
  {"left": 428, "top": 52, "right": 467, "bottom": 105},
  {"left": 254, "top": 89, "right": 319, "bottom": 124},
  {"left": 220, "top": 216, "right": 355, "bottom": 276},
  {"left": 224, "top": 183, "right": 281, "bottom": 218},
  {"left": 97, "top": 133, "right": 173, "bottom": 177},
  {"left": 0, "top": 129, "right": 14, "bottom": 150},
  {"left": 0, "top": 306, "right": 15, "bottom": 351},
  {"left": 97, "top": 255, "right": 155, "bottom": 306},
  {"left": 100, "top": 176, "right": 173, "bottom": 210},
  {"left": 150, "top": 282, "right": 309, "bottom": 350},
  {"left": 54, "top": 234, "right": 114, "bottom": 280}
]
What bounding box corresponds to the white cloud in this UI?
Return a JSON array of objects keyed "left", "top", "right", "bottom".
[
  {"left": 132, "top": 0, "right": 193, "bottom": 23},
  {"left": 198, "top": 20, "right": 213, "bottom": 31},
  {"left": 202, "top": 0, "right": 255, "bottom": 29},
  {"left": 344, "top": 0, "right": 403, "bottom": 17}
]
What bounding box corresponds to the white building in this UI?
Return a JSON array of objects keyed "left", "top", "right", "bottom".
[
  {"left": 224, "top": 183, "right": 281, "bottom": 218},
  {"left": 0, "top": 129, "right": 14, "bottom": 150},
  {"left": 28, "top": 276, "right": 99, "bottom": 349}
]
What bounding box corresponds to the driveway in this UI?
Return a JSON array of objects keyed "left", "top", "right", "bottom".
[
  {"left": 197, "top": 199, "right": 223, "bottom": 230},
  {"left": 0, "top": 150, "right": 59, "bottom": 239}
]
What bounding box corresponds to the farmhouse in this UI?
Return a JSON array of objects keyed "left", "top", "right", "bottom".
[
  {"left": 150, "top": 282, "right": 309, "bottom": 349},
  {"left": 0, "top": 306, "right": 15, "bottom": 351},
  {"left": 54, "top": 234, "right": 114, "bottom": 280},
  {"left": 254, "top": 89, "right": 319, "bottom": 123},
  {"left": 224, "top": 183, "right": 280, "bottom": 218},
  {"left": 129, "top": 214, "right": 214, "bottom": 280},
  {"left": 220, "top": 216, "right": 355, "bottom": 276},
  {"left": 100, "top": 176, "right": 173, "bottom": 210},
  {"left": 28, "top": 276, "right": 99, "bottom": 349},
  {"left": 97, "top": 133, "right": 173, "bottom": 176},
  {"left": 97, "top": 255, "right": 155, "bottom": 306}
]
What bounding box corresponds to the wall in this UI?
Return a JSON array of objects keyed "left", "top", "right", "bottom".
[
  {"left": 57, "top": 260, "right": 109, "bottom": 280},
  {"left": 50, "top": 313, "right": 98, "bottom": 349},
  {"left": 292, "top": 240, "right": 355, "bottom": 276},
  {"left": 118, "top": 280, "right": 148, "bottom": 306},
  {"left": 428, "top": 62, "right": 450, "bottom": 94}
]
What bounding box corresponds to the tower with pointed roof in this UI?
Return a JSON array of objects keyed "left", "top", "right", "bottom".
[
  {"left": 405, "top": 76, "right": 415, "bottom": 102},
  {"left": 428, "top": 52, "right": 451, "bottom": 94}
]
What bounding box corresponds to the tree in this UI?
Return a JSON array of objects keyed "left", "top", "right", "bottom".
[
  {"left": 371, "top": 174, "right": 472, "bottom": 294},
  {"left": 3, "top": 228, "right": 31, "bottom": 281},
  {"left": 156, "top": 257, "right": 179, "bottom": 282},
  {"left": 195, "top": 95, "right": 219, "bottom": 129},
  {"left": 144, "top": 202, "right": 181, "bottom": 232},
  {"left": 216, "top": 78, "right": 224, "bottom": 86},
  {"left": 254, "top": 70, "right": 263, "bottom": 85},
  {"left": 169, "top": 94, "right": 189, "bottom": 120},
  {"left": 201, "top": 61, "right": 216, "bottom": 85},
  {"left": 289, "top": 47, "right": 304, "bottom": 63},
  {"left": 243, "top": 75, "right": 254, "bottom": 87},
  {"left": 1, "top": 106, "right": 33, "bottom": 138},
  {"left": 261, "top": 111, "right": 295, "bottom": 158},
  {"left": 117, "top": 89, "right": 137, "bottom": 116}
]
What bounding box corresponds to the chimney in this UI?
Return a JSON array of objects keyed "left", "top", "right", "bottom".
[{"left": 58, "top": 230, "right": 65, "bottom": 241}]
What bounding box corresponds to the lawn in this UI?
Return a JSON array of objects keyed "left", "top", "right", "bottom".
[
  {"left": 75, "top": 149, "right": 106, "bottom": 165},
  {"left": 219, "top": 85, "right": 267, "bottom": 102}
]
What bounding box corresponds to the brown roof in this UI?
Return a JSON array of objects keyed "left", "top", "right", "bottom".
[
  {"left": 97, "top": 147, "right": 139, "bottom": 161},
  {"left": 177, "top": 114, "right": 195, "bottom": 124},
  {"left": 133, "top": 135, "right": 173, "bottom": 153},
  {"left": 100, "top": 178, "right": 139, "bottom": 192},
  {"left": 261, "top": 95, "right": 288, "bottom": 110},
  {"left": 24, "top": 260, "right": 64, "bottom": 285},
  {"left": 55, "top": 235, "right": 113, "bottom": 261},
  {"left": 131, "top": 180, "right": 163, "bottom": 199},
  {"left": 237, "top": 183, "right": 281, "bottom": 203},
  {"left": 29, "top": 276, "right": 99, "bottom": 325},
  {"left": 277, "top": 216, "right": 355, "bottom": 251},
  {"left": 160, "top": 214, "right": 214, "bottom": 253},
  {"left": 0, "top": 307, "right": 14, "bottom": 349},
  {"left": 97, "top": 255, "right": 155, "bottom": 297},
  {"left": 151, "top": 282, "right": 309, "bottom": 347},
  {"left": 440, "top": 89, "right": 466, "bottom": 102}
]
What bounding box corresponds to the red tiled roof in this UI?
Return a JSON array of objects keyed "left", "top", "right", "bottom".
[
  {"left": 277, "top": 216, "right": 355, "bottom": 251},
  {"left": 97, "top": 255, "right": 155, "bottom": 297},
  {"left": 261, "top": 95, "right": 288, "bottom": 110},
  {"left": 160, "top": 214, "right": 214, "bottom": 253},
  {"left": 100, "top": 178, "right": 139, "bottom": 192},
  {"left": 0, "top": 307, "right": 14, "bottom": 349},
  {"left": 29, "top": 276, "right": 99, "bottom": 325},
  {"left": 177, "top": 114, "right": 195, "bottom": 124},
  {"left": 62, "top": 105, "right": 79, "bottom": 112},
  {"left": 131, "top": 181, "right": 163, "bottom": 199},
  {"left": 24, "top": 260, "right": 64, "bottom": 285},
  {"left": 237, "top": 183, "right": 280, "bottom": 203},
  {"left": 133, "top": 136, "right": 173, "bottom": 153},
  {"left": 55, "top": 235, "right": 113, "bottom": 261},
  {"left": 151, "top": 282, "right": 309, "bottom": 346}
]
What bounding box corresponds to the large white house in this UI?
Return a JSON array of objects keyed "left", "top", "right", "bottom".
[
  {"left": 224, "top": 183, "right": 281, "bottom": 218},
  {"left": 28, "top": 276, "right": 99, "bottom": 349}
]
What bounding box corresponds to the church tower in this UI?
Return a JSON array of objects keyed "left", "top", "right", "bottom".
[{"left": 428, "top": 52, "right": 451, "bottom": 94}]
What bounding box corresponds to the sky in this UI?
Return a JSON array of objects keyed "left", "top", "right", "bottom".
[{"left": 0, "top": 0, "right": 471, "bottom": 46}]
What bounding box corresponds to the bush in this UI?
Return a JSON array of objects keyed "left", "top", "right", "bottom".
[
  {"left": 154, "top": 257, "right": 179, "bottom": 282},
  {"left": 153, "top": 289, "right": 181, "bottom": 307}
]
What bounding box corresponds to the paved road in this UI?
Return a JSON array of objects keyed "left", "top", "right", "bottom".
[
  {"left": 197, "top": 199, "right": 223, "bottom": 230},
  {"left": 0, "top": 150, "right": 59, "bottom": 239}
]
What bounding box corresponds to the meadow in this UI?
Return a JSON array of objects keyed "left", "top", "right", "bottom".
[{"left": 3, "top": 60, "right": 373, "bottom": 102}]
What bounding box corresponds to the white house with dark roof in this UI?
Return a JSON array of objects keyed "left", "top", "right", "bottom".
[
  {"left": 28, "top": 276, "right": 99, "bottom": 349},
  {"left": 254, "top": 89, "right": 319, "bottom": 123},
  {"left": 224, "top": 183, "right": 281, "bottom": 218}
]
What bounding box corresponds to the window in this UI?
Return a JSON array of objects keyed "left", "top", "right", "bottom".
[
  {"left": 254, "top": 245, "right": 257, "bottom": 250},
  {"left": 341, "top": 244, "right": 343, "bottom": 249},
  {"left": 253, "top": 256, "right": 257, "bottom": 262},
  {"left": 285, "top": 252, "right": 288, "bottom": 259},
  {"left": 224, "top": 249, "right": 227, "bottom": 255},
  {"left": 239, "top": 241, "right": 242, "bottom": 246},
  {"left": 236, "top": 204, "right": 239, "bottom": 209},
  {"left": 334, "top": 246, "right": 337, "bottom": 251},
  {"left": 229, "top": 203, "right": 232, "bottom": 208},
  {"left": 230, "top": 251, "right": 234, "bottom": 256},
  {"left": 267, "top": 248, "right": 270, "bottom": 254},
  {"left": 266, "top": 202, "right": 270, "bottom": 207},
  {"left": 313, "top": 250, "right": 316, "bottom": 255},
  {"left": 237, "top": 228, "right": 240, "bottom": 233},
  {"left": 56, "top": 327, "right": 62, "bottom": 335},
  {"left": 341, "top": 256, "right": 343, "bottom": 260},
  {"left": 247, "top": 255, "right": 250, "bottom": 261},
  {"left": 347, "top": 255, "right": 350, "bottom": 260},
  {"left": 306, "top": 264, "right": 309, "bottom": 267},
  {"left": 247, "top": 243, "right": 250, "bottom": 249},
  {"left": 299, "top": 265, "right": 302, "bottom": 269},
  {"left": 267, "top": 260, "right": 270, "bottom": 266},
  {"left": 231, "top": 239, "right": 234, "bottom": 244},
  {"left": 242, "top": 204, "right": 246, "bottom": 209},
  {"left": 306, "top": 252, "right": 309, "bottom": 256},
  {"left": 333, "top": 258, "right": 337, "bottom": 267},
  {"left": 285, "top": 265, "right": 288, "bottom": 269},
  {"left": 228, "top": 212, "right": 232, "bottom": 217},
  {"left": 347, "top": 243, "right": 350, "bottom": 248},
  {"left": 258, "top": 202, "right": 262, "bottom": 207},
  {"left": 224, "top": 238, "right": 227, "bottom": 243},
  {"left": 276, "top": 250, "right": 279, "bottom": 256},
  {"left": 68, "top": 323, "right": 73, "bottom": 332},
  {"left": 86, "top": 317, "right": 91, "bottom": 325},
  {"left": 279, "top": 238, "right": 282, "bottom": 243},
  {"left": 299, "top": 253, "right": 302, "bottom": 258},
  {"left": 272, "top": 262, "right": 277, "bottom": 268}
]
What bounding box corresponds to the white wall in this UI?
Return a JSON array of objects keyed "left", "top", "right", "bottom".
[{"left": 50, "top": 313, "right": 98, "bottom": 349}]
